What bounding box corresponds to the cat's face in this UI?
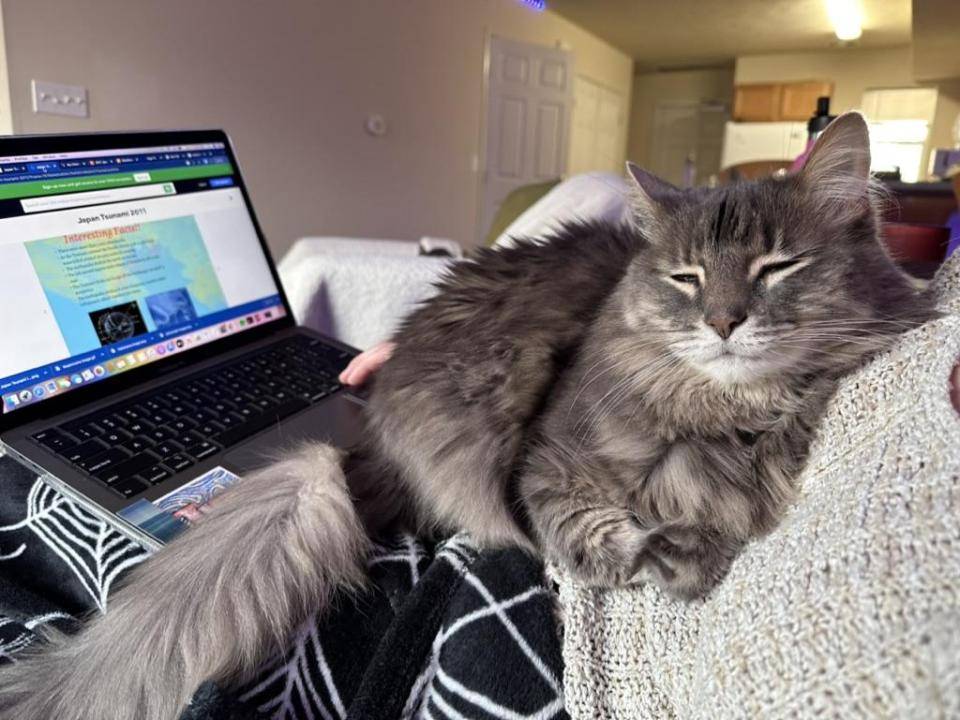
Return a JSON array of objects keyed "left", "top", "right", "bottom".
[{"left": 621, "top": 113, "right": 923, "bottom": 386}]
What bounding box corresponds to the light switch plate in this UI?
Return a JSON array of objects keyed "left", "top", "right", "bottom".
[{"left": 32, "top": 80, "right": 89, "bottom": 118}]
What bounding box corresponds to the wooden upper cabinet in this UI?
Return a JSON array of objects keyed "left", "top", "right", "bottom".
[
  {"left": 733, "top": 81, "right": 833, "bottom": 122},
  {"left": 733, "top": 84, "right": 782, "bottom": 122},
  {"left": 779, "top": 81, "right": 833, "bottom": 121}
]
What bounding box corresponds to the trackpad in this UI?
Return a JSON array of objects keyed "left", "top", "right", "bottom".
[{"left": 222, "top": 395, "right": 364, "bottom": 474}]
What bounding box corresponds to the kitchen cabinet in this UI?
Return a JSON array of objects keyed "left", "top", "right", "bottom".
[
  {"left": 733, "top": 81, "right": 833, "bottom": 122},
  {"left": 721, "top": 121, "right": 808, "bottom": 169}
]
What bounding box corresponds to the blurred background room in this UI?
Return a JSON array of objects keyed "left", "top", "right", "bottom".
[{"left": 0, "top": 0, "right": 957, "bottom": 264}]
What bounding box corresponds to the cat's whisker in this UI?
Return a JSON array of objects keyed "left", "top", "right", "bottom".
[
  {"left": 575, "top": 352, "right": 682, "bottom": 444},
  {"left": 564, "top": 345, "right": 660, "bottom": 420}
]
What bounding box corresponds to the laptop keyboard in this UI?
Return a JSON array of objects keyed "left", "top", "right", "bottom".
[{"left": 30, "top": 335, "right": 353, "bottom": 499}]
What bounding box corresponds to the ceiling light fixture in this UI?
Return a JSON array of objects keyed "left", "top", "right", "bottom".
[{"left": 825, "top": 0, "right": 863, "bottom": 41}]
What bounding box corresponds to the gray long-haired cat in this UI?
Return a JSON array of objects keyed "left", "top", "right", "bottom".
[{"left": 0, "top": 113, "right": 935, "bottom": 720}]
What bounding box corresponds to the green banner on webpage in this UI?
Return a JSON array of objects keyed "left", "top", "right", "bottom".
[{"left": 0, "top": 163, "right": 234, "bottom": 201}]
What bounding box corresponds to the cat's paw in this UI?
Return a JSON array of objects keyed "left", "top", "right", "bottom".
[
  {"left": 554, "top": 508, "right": 654, "bottom": 588},
  {"left": 638, "top": 525, "right": 741, "bottom": 600}
]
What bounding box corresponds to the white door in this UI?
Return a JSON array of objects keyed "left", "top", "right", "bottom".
[
  {"left": 569, "top": 76, "right": 625, "bottom": 175},
  {"left": 651, "top": 102, "right": 732, "bottom": 185},
  {"left": 650, "top": 102, "right": 699, "bottom": 186},
  {"left": 480, "top": 36, "right": 573, "bottom": 242}
]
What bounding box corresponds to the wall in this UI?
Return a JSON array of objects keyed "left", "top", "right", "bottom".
[
  {"left": 927, "top": 79, "right": 960, "bottom": 157},
  {"left": 627, "top": 67, "right": 733, "bottom": 177},
  {"left": 734, "top": 46, "right": 916, "bottom": 114},
  {"left": 0, "top": 0, "right": 632, "bottom": 255},
  {"left": 913, "top": 0, "right": 960, "bottom": 82},
  {"left": 0, "top": 2, "right": 11, "bottom": 135}
]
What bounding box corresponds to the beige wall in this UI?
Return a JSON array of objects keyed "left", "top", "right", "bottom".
[
  {"left": 0, "top": 0, "right": 632, "bottom": 256},
  {"left": 0, "top": 3, "right": 11, "bottom": 135},
  {"left": 734, "top": 46, "right": 916, "bottom": 113},
  {"left": 627, "top": 67, "right": 733, "bottom": 169},
  {"left": 913, "top": 0, "right": 960, "bottom": 82},
  {"left": 928, "top": 79, "right": 960, "bottom": 155}
]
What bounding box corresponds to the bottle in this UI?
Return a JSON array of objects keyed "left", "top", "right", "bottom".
[
  {"left": 790, "top": 96, "right": 837, "bottom": 172},
  {"left": 807, "top": 97, "right": 836, "bottom": 143}
]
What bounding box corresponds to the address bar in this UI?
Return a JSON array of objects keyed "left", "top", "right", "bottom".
[{"left": 20, "top": 182, "right": 176, "bottom": 214}]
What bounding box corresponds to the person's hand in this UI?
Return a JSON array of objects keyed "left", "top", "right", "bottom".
[{"left": 339, "top": 341, "right": 396, "bottom": 387}]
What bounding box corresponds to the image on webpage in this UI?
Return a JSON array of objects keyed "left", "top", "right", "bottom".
[{"left": 24, "top": 215, "right": 228, "bottom": 355}]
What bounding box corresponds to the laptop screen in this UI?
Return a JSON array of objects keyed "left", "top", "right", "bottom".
[{"left": 0, "top": 137, "right": 286, "bottom": 415}]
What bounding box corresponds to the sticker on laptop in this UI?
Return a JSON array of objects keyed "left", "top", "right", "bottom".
[{"left": 117, "top": 465, "right": 241, "bottom": 544}]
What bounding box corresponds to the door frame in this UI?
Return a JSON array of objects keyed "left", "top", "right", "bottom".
[{"left": 474, "top": 33, "right": 573, "bottom": 245}]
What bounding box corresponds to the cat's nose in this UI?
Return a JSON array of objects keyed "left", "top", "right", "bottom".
[{"left": 706, "top": 312, "right": 746, "bottom": 339}]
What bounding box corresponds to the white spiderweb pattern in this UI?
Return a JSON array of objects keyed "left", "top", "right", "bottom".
[
  {"left": 242, "top": 533, "right": 564, "bottom": 720},
  {"left": 0, "top": 480, "right": 151, "bottom": 613},
  {"left": 403, "top": 555, "right": 564, "bottom": 720}
]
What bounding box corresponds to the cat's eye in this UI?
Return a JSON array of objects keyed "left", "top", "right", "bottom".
[
  {"left": 756, "top": 259, "right": 800, "bottom": 280},
  {"left": 670, "top": 273, "right": 700, "bottom": 286}
]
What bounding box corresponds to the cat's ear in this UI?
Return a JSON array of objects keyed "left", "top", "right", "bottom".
[
  {"left": 797, "top": 111, "right": 872, "bottom": 212},
  {"left": 625, "top": 161, "right": 678, "bottom": 228}
]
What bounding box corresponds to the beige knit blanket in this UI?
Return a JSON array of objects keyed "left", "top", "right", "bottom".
[{"left": 555, "top": 254, "right": 960, "bottom": 719}]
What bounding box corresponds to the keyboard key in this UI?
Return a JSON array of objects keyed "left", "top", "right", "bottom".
[
  {"left": 203, "top": 386, "right": 228, "bottom": 400},
  {"left": 62, "top": 438, "right": 109, "bottom": 463},
  {"left": 157, "top": 389, "right": 188, "bottom": 406},
  {"left": 182, "top": 408, "right": 217, "bottom": 424},
  {"left": 183, "top": 429, "right": 208, "bottom": 445},
  {"left": 137, "top": 465, "right": 171, "bottom": 485},
  {"left": 32, "top": 429, "right": 77, "bottom": 452},
  {"left": 234, "top": 404, "right": 261, "bottom": 420},
  {"left": 153, "top": 440, "right": 183, "bottom": 459},
  {"left": 184, "top": 441, "right": 219, "bottom": 461},
  {"left": 97, "top": 452, "right": 160, "bottom": 484},
  {"left": 121, "top": 407, "right": 146, "bottom": 422},
  {"left": 146, "top": 426, "right": 175, "bottom": 443},
  {"left": 101, "top": 429, "right": 133, "bottom": 445},
  {"left": 125, "top": 419, "right": 155, "bottom": 435},
  {"left": 147, "top": 409, "right": 177, "bottom": 425},
  {"left": 120, "top": 436, "right": 154, "bottom": 455},
  {"left": 251, "top": 396, "right": 275, "bottom": 410},
  {"left": 95, "top": 414, "right": 126, "bottom": 431},
  {"left": 141, "top": 398, "right": 167, "bottom": 413},
  {"left": 111, "top": 477, "right": 147, "bottom": 499},
  {"left": 81, "top": 447, "right": 131, "bottom": 475},
  {"left": 165, "top": 400, "right": 196, "bottom": 416},
  {"left": 163, "top": 454, "right": 194, "bottom": 473},
  {"left": 63, "top": 421, "right": 104, "bottom": 441},
  {"left": 168, "top": 417, "right": 197, "bottom": 434},
  {"left": 195, "top": 420, "right": 225, "bottom": 437}
]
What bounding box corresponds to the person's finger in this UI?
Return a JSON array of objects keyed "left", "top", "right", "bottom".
[
  {"left": 339, "top": 342, "right": 396, "bottom": 386},
  {"left": 338, "top": 354, "right": 364, "bottom": 384},
  {"left": 348, "top": 342, "right": 395, "bottom": 385},
  {"left": 339, "top": 348, "right": 378, "bottom": 384}
]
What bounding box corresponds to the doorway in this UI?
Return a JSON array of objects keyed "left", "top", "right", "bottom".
[{"left": 478, "top": 36, "right": 574, "bottom": 243}]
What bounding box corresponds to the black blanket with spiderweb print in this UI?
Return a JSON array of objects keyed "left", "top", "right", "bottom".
[{"left": 0, "top": 454, "right": 569, "bottom": 720}]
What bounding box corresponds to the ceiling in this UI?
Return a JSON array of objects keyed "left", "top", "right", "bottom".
[{"left": 548, "top": 0, "right": 912, "bottom": 70}]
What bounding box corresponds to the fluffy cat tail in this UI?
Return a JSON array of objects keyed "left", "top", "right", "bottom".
[{"left": 0, "top": 443, "right": 370, "bottom": 720}]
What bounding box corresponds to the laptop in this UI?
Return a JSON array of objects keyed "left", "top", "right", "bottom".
[{"left": 0, "top": 130, "right": 365, "bottom": 550}]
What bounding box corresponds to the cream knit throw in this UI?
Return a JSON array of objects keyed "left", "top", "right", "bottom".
[{"left": 555, "top": 254, "right": 960, "bottom": 719}]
